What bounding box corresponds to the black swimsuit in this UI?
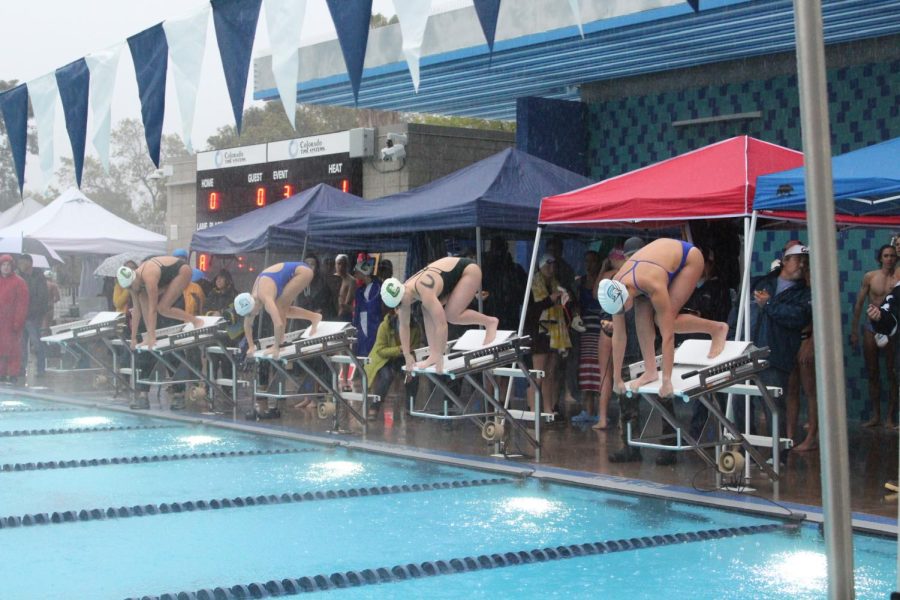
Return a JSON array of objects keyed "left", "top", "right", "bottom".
[
  {"left": 151, "top": 258, "right": 187, "bottom": 287},
  {"left": 414, "top": 258, "right": 475, "bottom": 300}
]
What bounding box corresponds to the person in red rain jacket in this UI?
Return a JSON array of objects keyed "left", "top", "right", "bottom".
[{"left": 0, "top": 254, "right": 29, "bottom": 384}]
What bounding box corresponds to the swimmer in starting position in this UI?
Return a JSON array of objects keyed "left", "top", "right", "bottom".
[
  {"left": 381, "top": 256, "right": 498, "bottom": 373},
  {"left": 597, "top": 238, "right": 728, "bottom": 399},
  {"left": 235, "top": 261, "right": 321, "bottom": 359},
  {"left": 118, "top": 256, "right": 203, "bottom": 349}
]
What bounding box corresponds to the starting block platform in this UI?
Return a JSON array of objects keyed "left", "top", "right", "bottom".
[
  {"left": 134, "top": 316, "right": 242, "bottom": 414},
  {"left": 41, "top": 312, "right": 130, "bottom": 395},
  {"left": 249, "top": 321, "right": 373, "bottom": 432},
  {"left": 405, "top": 330, "right": 544, "bottom": 460},
  {"left": 625, "top": 339, "right": 786, "bottom": 485}
]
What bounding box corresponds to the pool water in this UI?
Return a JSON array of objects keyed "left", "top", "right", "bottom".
[{"left": 0, "top": 393, "right": 894, "bottom": 599}]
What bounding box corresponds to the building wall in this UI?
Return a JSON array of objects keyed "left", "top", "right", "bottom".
[
  {"left": 580, "top": 37, "right": 900, "bottom": 418},
  {"left": 164, "top": 156, "right": 198, "bottom": 256}
]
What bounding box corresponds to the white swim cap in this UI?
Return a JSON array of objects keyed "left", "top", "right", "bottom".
[
  {"left": 381, "top": 277, "right": 405, "bottom": 308},
  {"left": 597, "top": 279, "right": 628, "bottom": 315},
  {"left": 234, "top": 292, "right": 255, "bottom": 317},
  {"left": 116, "top": 266, "right": 135, "bottom": 289}
]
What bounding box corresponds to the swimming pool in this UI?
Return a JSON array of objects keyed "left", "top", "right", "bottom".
[{"left": 0, "top": 393, "right": 894, "bottom": 599}]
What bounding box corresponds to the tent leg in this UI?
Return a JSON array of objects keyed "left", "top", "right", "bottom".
[{"left": 476, "top": 226, "right": 484, "bottom": 314}]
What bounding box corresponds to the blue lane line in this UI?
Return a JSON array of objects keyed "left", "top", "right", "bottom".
[{"left": 0, "top": 424, "right": 179, "bottom": 438}]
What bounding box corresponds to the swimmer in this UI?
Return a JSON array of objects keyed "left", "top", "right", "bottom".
[
  {"left": 381, "top": 256, "right": 499, "bottom": 374},
  {"left": 597, "top": 238, "right": 729, "bottom": 399},
  {"left": 118, "top": 256, "right": 203, "bottom": 350},
  {"left": 235, "top": 262, "right": 322, "bottom": 360}
]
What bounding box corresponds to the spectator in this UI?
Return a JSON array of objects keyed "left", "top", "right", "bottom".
[
  {"left": 525, "top": 254, "right": 571, "bottom": 415},
  {"left": 545, "top": 237, "right": 580, "bottom": 415},
  {"left": 595, "top": 246, "right": 626, "bottom": 433},
  {"left": 205, "top": 269, "right": 237, "bottom": 316},
  {"left": 572, "top": 250, "right": 603, "bottom": 425},
  {"left": 17, "top": 254, "right": 49, "bottom": 379},
  {"left": 168, "top": 269, "right": 207, "bottom": 410},
  {"left": 0, "top": 255, "right": 28, "bottom": 384},
  {"left": 482, "top": 235, "right": 528, "bottom": 332},
  {"left": 296, "top": 254, "right": 336, "bottom": 321},
  {"left": 377, "top": 258, "right": 394, "bottom": 281},
  {"left": 353, "top": 257, "right": 383, "bottom": 359},
  {"left": 43, "top": 270, "right": 61, "bottom": 332},
  {"left": 363, "top": 305, "right": 422, "bottom": 419},
  {"left": 205, "top": 269, "right": 239, "bottom": 381},
  {"left": 335, "top": 254, "right": 356, "bottom": 322},
  {"left": 751, "top": 243, "right": 812, "bottom": 455},
  {"left": 850, "top": 243, "right": 899, "bottom": 427},
  {"left": 323, "top": 256, "right": 341, "bottom": 314}
]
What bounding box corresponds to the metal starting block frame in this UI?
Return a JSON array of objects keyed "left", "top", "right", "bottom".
[
  {"left": 406, "top": 331, "right": 543, "bottom": 461},
  {"left": 41, "top": 312, "right": 131, "bottom": 395},
  {"left": 625, "top": 341, "right": 785, "bottom": 487},
  {"left": 135, "top": 317, "right": 240, "bottom": 415},
  {"left": 250, "top": 322, "right": 370, "bottom": 434}
]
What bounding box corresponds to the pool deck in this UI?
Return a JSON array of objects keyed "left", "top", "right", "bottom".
[{"left": 8, "top": 378, "right": 898, "bottom": 537}]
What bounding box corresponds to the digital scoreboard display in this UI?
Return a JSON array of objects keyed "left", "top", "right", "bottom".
[{"left": 195, "top": 132, "right": 363, "bottom": 230}]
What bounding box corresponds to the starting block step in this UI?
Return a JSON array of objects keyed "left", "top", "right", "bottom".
[
  {"left": 341, "top": 392, "right": 381, "bottom": 403},
  {"left": 214, "top": 378, "right": 250, "bottom": 388},
  {"left": 726, "top": 433, "right": 794, "bottom": 450},
  {"left": 118, "top": 368, "right": 134, "bottom": 375},
  {"left": 506, "top": 409, "right": 556, "bottom": 423}
]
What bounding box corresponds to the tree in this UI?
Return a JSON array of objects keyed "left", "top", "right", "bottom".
[{"left": 370, "top": 13, "right": 399, "bottom": 28}]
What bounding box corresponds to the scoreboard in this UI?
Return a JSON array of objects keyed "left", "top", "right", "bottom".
[{"left": 195, "top": 131, "right": 364, "bottom": 230}]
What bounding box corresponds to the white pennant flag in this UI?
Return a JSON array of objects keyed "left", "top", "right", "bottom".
[
  {"left": 163, "top": 5, "right": 210, "bottom": 153},
  {"left": 568, "top": 0, "right": 584, "bottom": 38},
  {"left": 265, "top": 0, "right": 306, "bottom": 129},
  {"left": 393, "top": 0, "right": 432, "bottom": 92},
  {"left": 27, "top": 73, "right": 59, "bottom": 187},
  {"left": 85, "top": 44, "right": 122, "bottom": 173}
]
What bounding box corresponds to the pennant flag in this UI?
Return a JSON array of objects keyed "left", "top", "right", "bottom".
[
  {"left": 325, "top": 0, "right": 373, "bottom": 103},
  {"left": 27, "top": 73, "right": 59, "bottom": 187},
  {"left": 0, "top": 84, "right": 29, "bottom": 195},
  {"left": 56, "top": 59, "right": 90, "bottom": 188},
  {"left": 568, "top": 0, "right": 584, "bottom": 38},
  {"left": 472, "top": 0, "right": 501, "bottom": 52},
  {"left": 212, "top": 0, "right": 263, "bottom": 133},
  {"left": 687, "top": 0, "right": 700, "bottom": 11},
  {"left": 163, "top": 5, "right": 210, "bottom": 152},
  {"left": 128, "top": 24, "right": 168, "bottom": 168},
  {"left": 393, "top": 0, "right": 432, "bottom": 92},
  {"left": 265, "top": 0, "right": 306, "bottom": 129},
  {"left": 85, "top": 44, "right": 122, "bottom": 173}
]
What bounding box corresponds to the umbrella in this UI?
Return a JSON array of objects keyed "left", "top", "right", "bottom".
[
  {"left": 93, "top": 251, "right": 152, "bottom": 277},
  {"left": 0, "top": 236, "right": 63, "bottom": 264}
]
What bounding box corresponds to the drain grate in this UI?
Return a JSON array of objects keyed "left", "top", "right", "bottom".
[
  {"left": 127, "top": 523, "right": 791, "bottom": 600},
  {"left": 0, "top": 447, "right": 322, "bottom": 473},
  {"left": 0, "top": 477, "right": 513, "bottom": 531}
]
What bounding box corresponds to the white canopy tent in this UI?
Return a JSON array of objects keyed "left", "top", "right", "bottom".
[
  {"left": 0, "top": 198, "right": 45, "bottom": 229},
  {"left": 0, "top": 188, "right": 166, "bottom": 255}
]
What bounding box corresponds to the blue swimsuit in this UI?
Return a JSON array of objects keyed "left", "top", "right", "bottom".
[
  {"left": 615, "top": 240, "right": 693, "bottom": 295},
  {"left": 259, "top": 261, "right": 309, "bottom": 298}
]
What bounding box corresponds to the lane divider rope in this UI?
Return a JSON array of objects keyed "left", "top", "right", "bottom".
[
  {"left": 126, "top": 522, "right": 791, "bottom": 600},
  {"left": 0, "top": 407, "right": 80, "bottom": 413},
  {"left": 0, "top": 447, "right": 322, "bottom": 473},
  {"left": 0, "top": 477, "right": 513, "bottom": 531},
  {"left": 0, "top": 425, "right": 179, "bottom": 438}
]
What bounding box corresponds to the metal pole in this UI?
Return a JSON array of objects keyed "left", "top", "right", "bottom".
[
  {"left": 792, "top": 2, "right": 855, "bottom": 597},
  {"left": 517, "top": 228, "right": 543, "bottom": 337},
  {"left": 256, "top": 247, "right": 270, "bottom": 341},
  {"left": 476, "top": 226, "right": 484, "bottom": 314}
]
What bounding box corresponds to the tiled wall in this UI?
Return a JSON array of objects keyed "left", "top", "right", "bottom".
[{"left": 586, "top": 56, "right": 900, "bottom": 419}]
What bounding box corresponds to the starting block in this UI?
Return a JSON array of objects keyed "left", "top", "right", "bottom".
[
  {"left": 249, "top": 321, "right": 373, "bottom": 432},
  {"left": 405, "top": 330, "right": 544, "bottom": 460},
  {"left": 134, "top": 316, "right": 242, "bottom": 414},
  {"left": 625, "top": 339, "right": 786, "bottom": 485},
  {"left": 41, "top": 312, "right": 130, "bottom": 395}
]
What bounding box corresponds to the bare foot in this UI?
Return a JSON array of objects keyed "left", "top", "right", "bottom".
[
  {"left": 192, "top": 317, "right": 205, "bottom": 329},
  {"left": 308, "top": 313, "right": 322, "bottom": 336},
  {"left": 794, "top": 438, "right": 818, "bottom": 452},
  {"left": 415, "top": 356, "right": 443, "bottom": 373},
  {"left": 707, "top": 322, "right": 729, "bottom": 358},
  {"left": 483, "top": 317, "right": 499, "bottom": 346},
  {"left": 292, "top": 398, "right": 312, "bottom": 409},
  {"left": 592, "top": 418, "right": 610, "bottom": 431},
  {"left": 862, "top": 417, "right": 881, "bottom": 428},
  {"left": 627, "top": 370, "right": 659, "bottom": 393}
]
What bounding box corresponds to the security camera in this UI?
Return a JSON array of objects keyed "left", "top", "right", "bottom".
[
  {"left": 386, "top": 132, "right": 408, "bottom": 145},
  {"left": 381, "top": 144, "right": 406, "bottom": 161}
]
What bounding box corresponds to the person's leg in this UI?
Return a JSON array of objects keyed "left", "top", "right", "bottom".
[
  {"left": 667, "top": 250, "right": 728, "bottom": 357},
  {"left": 785, "top": 367, "right": 801, "bottom": 441},
  {"left": 594, "top": 332, "right": 613, "bottom": 430},
  {"left": 794, "top": 359, "right": 819, "bottom": 451},
  {"left": 862, "top": 328, "right": 882, "bottom": 426},
  {"left": 25, "top": 320, "right": 46, "bottom": 375},
  {"left": 886, "top": 336, "right": 898, "bottom": 427},
  {"left": 443, "top": 269, "right": 499, "bottom": 344},
  {"left": 156, "top": 269, "right": 203, "bottom": 327},
  {"left": 626, "top": 299, "right": 661, "bottom": 389}
]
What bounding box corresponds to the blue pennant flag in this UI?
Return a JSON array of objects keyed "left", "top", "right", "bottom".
[
  {"left": 55, "top": 59, "right": 90, "bottom": 188},
  {"left": 686, "top": 0, "right": 700, "bottom": 11},
  {"left": 0, "top": 84, "right": 29, "bottom": 195},
  {"left": 212, "top": 0, "right": 262, "bottom": 133},
  {"left": 325, "top": 0, "right": 373, "bottom": 104},
  {"left": 128, "top": 24, "right": 168, "bottom": 168},
  {"left": 473, "top": 0, "right": 501, "bottom": 52}
]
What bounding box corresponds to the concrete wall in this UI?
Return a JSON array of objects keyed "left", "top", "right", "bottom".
[{"left": 163, "top": 157, "right": 198, "bottom": 258}]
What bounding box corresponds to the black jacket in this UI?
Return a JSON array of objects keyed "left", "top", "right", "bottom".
[
  {"left": 23, "top": 270, "right": 49, "bottom": 321},
  {"left": 872, "top": 283, "right": 900, "bottom": 337},
  {"left": 750, "top": 271, "right": 812, "bottom": 372}
]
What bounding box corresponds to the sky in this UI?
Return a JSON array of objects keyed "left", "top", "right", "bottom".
[{"left": 0, "top": 0, "right": 416, "bottom": 193}]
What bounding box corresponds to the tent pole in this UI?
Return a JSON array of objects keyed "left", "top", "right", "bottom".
[
  {"left": 475, "top": 227, "right": 484, "bottom": 314},
  {"left": 734, "top": 211, "right": 757, "bottom": 342},
  {"left": 518, "top": 228, "right": 542, "bottom": 338},
  {"left": 300, "top": 233, "right": 309, "bottom": 260},
  {"left": 793, "top": 2, "right": 854, "bottom": 597}
]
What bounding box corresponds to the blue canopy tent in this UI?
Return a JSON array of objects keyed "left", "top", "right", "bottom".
[
  {"left": 268, "top": 148, "right": 593, "bottom": 254},
  {"left": 754, "top": 136, "right": 900, "bottom": 218},
  {"left": 190, "top": 183, "right": 364, "bottom": 254}
]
